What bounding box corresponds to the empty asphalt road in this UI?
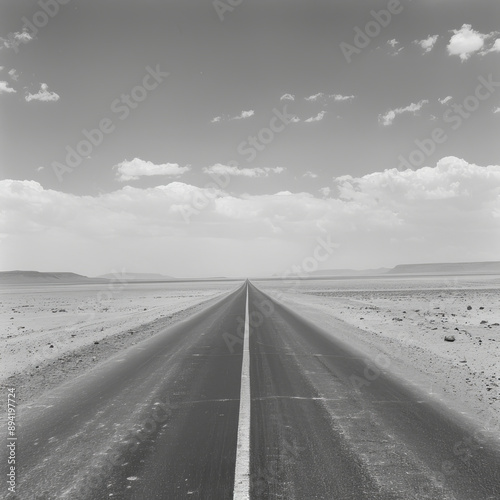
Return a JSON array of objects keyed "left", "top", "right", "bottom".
[
  {"left": 3, "top": 281, "right": 500, "bottom": 499},
  {"left": 247, "top": 283, "right": 500, "bottom": 499}
]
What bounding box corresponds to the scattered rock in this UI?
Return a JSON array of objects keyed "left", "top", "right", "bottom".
[
  {"left": 480, "top": 320, "right": 488, "bottom": 325},
  {"left": 444, "top": 335, "right": 456, "bottom": 342},
  {"left": 467, "top": 305, "right": 472, "bottom": 310},
  {"left": 94, "top": 341, "right": 99, "bottom": 345},
  {"left": 479, "top": 307, "right": 485, "bottom": 310}
]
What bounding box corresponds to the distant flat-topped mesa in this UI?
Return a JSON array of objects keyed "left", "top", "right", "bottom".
[
  {"left": 290, "top": 261, "right": 500, "bottom": 278},
  {"left": 387, "top": 261, "right": 500, "bottom": 275}
]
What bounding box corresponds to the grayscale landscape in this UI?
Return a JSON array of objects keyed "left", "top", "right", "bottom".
[{"left": 1, "top": 0, "right": 500, "bottom": 499}]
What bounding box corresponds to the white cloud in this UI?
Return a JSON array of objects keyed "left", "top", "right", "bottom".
[
  {"left": 487, "top": 39, "right": 500, "bottom": 53},
  {"left": 439, "top": 96, "right": 452, "bottom": 105},
  {"left": 305, "top": 93, "right": 323, "bottom": 102},
  {"left": 0, "top": 66, "right": 4, "bottom": 71},
  {"left": 0, "top": 81, "right": 16, "bottom": 94},
  {"left": 414, "top": 34, "right": 439, "bottom": 53},
  {"left": 13, "top": 31, "right": 32, "bottom": 43},
  {"left": 280, "top": 93, "right": 295, "bottom": 101},
  {"left": 2, "top": 157, "right": 499, "bottom": 275},
  {"left": 335, "top": 156, "right": 500, "bottom": 204},
  {"left": 303, "top": 171, "right": 318, "bottom": 179},
  {"left": 115, "top": 158, "right": 190, "bottom": 181},
  {"left": 290, "top": 116, "right": 300, "bottom": 123},
  {"left": 8, "top": 69, "right": 19, "bottom": 81},
  {"left": 1, "top": 31, "right": 33, "bottom": 49},
  {"left": 387, "top": 39, "right": 403, "bottom": 56},
  {"left": 233, "top": 109, "right": 254, "bottom": 120},
  {"left": 447, "top": 24, "right": 499, "bottom": 61},
  {"left": 211, "top": 109, "right": 255, "bottom": 122},
  {"left": 319, "top": 187, "right": 331, "bottom": 197},
  {"left": 25, "top": 83, "right": 60, "bottom": 102},
  {"left": 305, "top": 111, "right": 326, "bottom": 123},
  {"left": 493, "top": 107, "right": 500, "bottom": 114},
  {"left": 378, "top": 99, "right": 428, "bottom": 126},
  {"left": 305, "top": 93, "right": 354, "bottom": 103},
  {"left": 203, "top": 164, "right": 285, "bottom": 177},
  {"left": 334, "top": 94, "right": 354, "bottom": 101}
]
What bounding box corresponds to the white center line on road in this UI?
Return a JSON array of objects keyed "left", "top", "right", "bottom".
[{"left": 233, "top": 283, "right": 251, "bottom": 500}]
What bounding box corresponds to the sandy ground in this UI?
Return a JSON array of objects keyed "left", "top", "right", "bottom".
[
  {"left": 0, "top": 281, "right": 240, "bottom": 405},
  {"left": 2, "top": 275, "right": 499, "bottom": 438},
  {"left": 256, "top": 274, "right": 500, "bottom": 438}
]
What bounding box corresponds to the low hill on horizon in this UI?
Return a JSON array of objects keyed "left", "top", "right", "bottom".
[
  {"left": 0, "top": 270, "right": 109, "bottom": 284},
  {"left": 0, "top": 271, "right": 176, "bottom": 284}
]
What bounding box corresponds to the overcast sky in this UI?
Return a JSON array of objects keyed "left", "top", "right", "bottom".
[{"left": 1, "top": 0, "right": 500, "bottom": 278}]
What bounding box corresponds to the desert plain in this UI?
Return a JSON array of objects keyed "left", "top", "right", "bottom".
[
  {"left": 1, "top": 274, "right": 499, "bottom": 439},
  {"left": 257, "top": 273, "right": 500, "bottom": 439}
]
